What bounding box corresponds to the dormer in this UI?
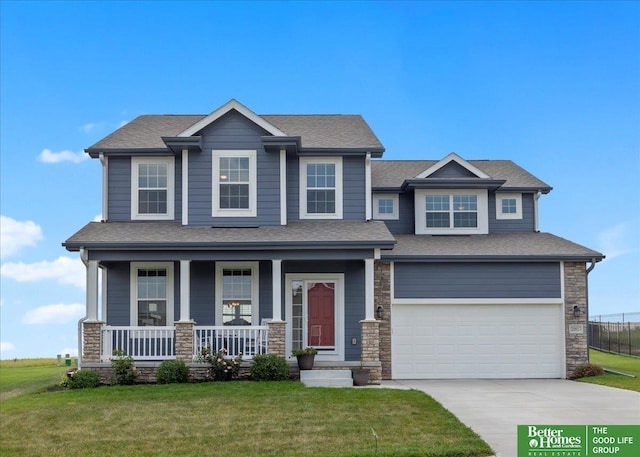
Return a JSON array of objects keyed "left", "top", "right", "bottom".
[{"left": 408, "top": 153, "right": 505, "bottom": 235}]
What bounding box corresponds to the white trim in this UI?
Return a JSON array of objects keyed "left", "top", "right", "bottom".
[
  {"left": 534, "top": 191, "right": 541, "bottom": 232},
  {"left": 391, "top": 297, "right": 565, "bottom": 305},
  {"left": 100, "top": 153, "right": 108, "bottom": 221},
  {"left": 414, "top": 189, "right": 488, "bottom": 235},
  {"left": 374, "top": 248, "right": 381, "bottom": 260},
  {"left": 560, "top": 300, "right": 567, "bottom": 379},
  {"left": 212, "top": 150, "right": 257, "bottom": 218},
  {"left": 365, "top": 259, "right": 375, "bottom": 320},
  {"left": 495, "top": 192, "right": 522, "bottom": 220},
  {"left": 179, "top": 99, "right": 286, "bottom": 137},
  {"left": 560, "top": 261, "right": 565, "bottom": 303},
  {"left": 181, "top": 149, "right": 189, "bottom": 225},
  {"left": 215, "top": 262, "right": 260, "bottom": 326},
  {"left": 299, "top": 156, "right": 343, "bottom": 219},
  {"left": 101, "top": 266, "right": 107, "bottom": 322},
  {"left": 416, "top": 152, "right": 490, "bottom": 179},
  {"left": 389, "top": 261, "right": 395, "bottom": 306},
  {"left": 272, "top": 259, "right": 283, "bottom": 321},
  {"left": 280, "top": 148, "right": 287, "bottom": 226},
  {"left": 130, "top": 156, "right": 175, "bottom": 221},
  {"left": 372, "top": 193, "right": 399, "bottom": 220},
  {"left": 130, "top": 262, "right": 175, "bottom": 326},
  {"left": 179, "top": 260, "right": 191, "bottom": 322},
  {"left": 365, "top": 153, "right": 372, "bottom": 220},
  {"left": 86, "top": 260, "right": 99, "bottom": 321},
  {"left": 285, "top": 273, "right": 345, "bottom": 362}
]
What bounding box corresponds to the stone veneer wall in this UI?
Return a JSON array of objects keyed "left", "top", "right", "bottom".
[
  {"left": 267, "top": 320, "right": 286, "bottom": 357},
  {"left": 360, "top": 320, "right": 381, "bottom": 383},
  {"left": 82, "top": 321, "right": 103, "bottom": 363},
  {"left": 374, "top": 261, "right": 392, "bottom": 379},
  {"left": 175, "top": 321, "right": 194, "bottom": 362},
  {"left": 564, "top": 261, "right": 589, "bottom": 378}
]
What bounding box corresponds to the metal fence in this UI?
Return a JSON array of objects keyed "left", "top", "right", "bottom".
[{"left": 588, "top": 313, "right": 640, "bottom": 357}]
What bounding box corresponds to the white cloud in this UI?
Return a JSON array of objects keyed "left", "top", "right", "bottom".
[
  {"left": 0, "top": 216, "right": 43, "bottom": 259},
  {"left": 79, "top": 122, "right": 104, "bottom": 133},
  {"left": 22, "top": 303, "right": 85, "bottom": 325},
  {"left": 598, "top": 223, "right": 633, "bottom": 261},
  {"left": 1, "top": 256, "right": 85, "bottom": 288},
  {"left": 58, "top": 347, "right": 78, "bottom": 357},
  {"left": 1, "top": 342, "right": 16, "bottom": 353},
  {"left": 38, "top": 148, "right": 87, "bottom": 164},
  {"left": 93, "top": 214, "right": 103, "bottom": 222},
  {"left": 118, "top": 120, "right": 129, "bottom": 128}
]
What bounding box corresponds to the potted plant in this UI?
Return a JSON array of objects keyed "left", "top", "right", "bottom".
[
  {"left": 352, "top": 362, "right": 370, "bottom": 386},
  {"left": 292, "top": 347, "right": 317, "bottom": 370}
]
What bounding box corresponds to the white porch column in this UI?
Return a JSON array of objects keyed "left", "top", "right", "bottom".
[
  {"left": 365, "top": 258, "right": 375, "bottom": 320},
  {"left": 272, "top": 259, "right": 283, "bottom": 321},
  {"left": 179, "top": 260, "right": 191, "bottom": 322},
  {"left": 86, "top": 260, "right": 99, "bottom": 322}
]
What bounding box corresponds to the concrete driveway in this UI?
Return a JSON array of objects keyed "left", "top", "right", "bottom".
[{"left": 388, "top": 379, "right": 640, "bottom": 457}]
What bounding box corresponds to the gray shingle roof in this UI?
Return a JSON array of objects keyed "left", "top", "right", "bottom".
[
  {"left": 371, "top": 160, "right": 551, "bottom": 191},
  {"left": 384, "top": 233, "right": 603, "bottom": 261},
  {"left": 87, "top": 113, "right": 383, "bottom": 152},
  {"left": 64, "top": 221, "right": 396, "bottom": 250}
]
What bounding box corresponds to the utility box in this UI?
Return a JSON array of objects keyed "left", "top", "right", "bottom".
[{"left": 65, "top": 354, "right": 71, "bottom": 366}]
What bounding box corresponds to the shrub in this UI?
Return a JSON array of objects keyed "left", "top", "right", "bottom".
[
  {"left": 69, "top": 369, "right": 101, "bottom": 389},
  {"left": 571, "top": 363, "right": 604, "bottom": 379},
  {"left": 195, "top": 347, "right": 242, "bottom": 381},
  {"left": 157, "top": 359, "right": 190, "bottom": 384},
  {"left": 250, "top": 354, "right": 290, "bottom": 381},
  {"left": 110, "top": 350, "right": 138, "bottom": 385}
]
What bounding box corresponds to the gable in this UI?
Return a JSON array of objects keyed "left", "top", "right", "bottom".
[
  {"left": 428, "top": 161, "right": 479, "bottom": 178},
  {"left": 416, "top": 152, "right": 490, "bottom": 179}
]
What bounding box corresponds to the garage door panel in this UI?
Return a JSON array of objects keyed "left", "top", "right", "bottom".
[{"left": 392, "top": 304, "right": 563, "bottom": 379}]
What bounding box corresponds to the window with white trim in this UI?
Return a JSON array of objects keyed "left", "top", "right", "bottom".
[
  {"left": 415, "top": 189, "right": 488, "bottom": 234},
  {"left": 212, "top": 150, "right": 257, "bottom": 217},
  {"left": 215, "top": 262, "right": 259, "bottom": 326},
  {"left": 495, "top": 193, "right": 523, "bottom": 220},
  {"left": 130, "top": 262, "right": 174, "bottom": 326},
  {"left": 131, "top": 157, "right": 175, "bottom": 220},
  {"left": 372, "top": 193, "right": 399, "bottom": 220},
  {"left": 299, "top": 157, "right": 343, "bottom": 219}
]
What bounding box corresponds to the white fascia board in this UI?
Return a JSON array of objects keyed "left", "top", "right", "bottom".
[
  {"left": 182, "top": 149, "right": 189, "bottom": 225},
  {"left": 416, "top": 152, "right": 491, "bottom": 179},
  {"left": 178, "top": 99, "right": 286, "bottom": 137},
  {"left": 391, "top": 298, "right": 564, "bottom": 305}
]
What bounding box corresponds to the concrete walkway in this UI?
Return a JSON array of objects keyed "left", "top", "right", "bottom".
[{"left": 382, "top": 379, "right": 640, "bottom": 457}]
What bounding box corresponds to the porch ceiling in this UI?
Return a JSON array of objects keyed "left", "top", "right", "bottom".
[{"left": 64, "top": 220, "right": 396, "bottom": 252}]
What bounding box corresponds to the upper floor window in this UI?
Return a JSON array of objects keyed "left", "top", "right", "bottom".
[
  {"left": 495, "top": 193, "right": 523, "bottom": 220},
  {"left": 299, "top": 157, "right": 343, "bottom": 219},
  {"left": 415, "top": 189, "right": 488, "bottom": 235},
  {"left": 372, "top": 193, "right": 399, "bottom": 220},
  {"left": 212, "top": 150, "right": 257, "bottom": 218},
  {"left": 131, "top": 157, "right": 175, "bottom": 220}
]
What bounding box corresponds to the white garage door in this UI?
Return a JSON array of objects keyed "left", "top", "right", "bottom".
[{"left": 392, "top": 304, "right": 564, "bottom": 379}]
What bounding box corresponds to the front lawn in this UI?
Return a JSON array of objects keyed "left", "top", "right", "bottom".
[
  {"left": 0, "top": 358, "right": 70, "bottom": 401},
  {"left": 0, "top": 381, "right": 493, "bottom": 457},
  {"left": 576, "top": 349, "right": 640, "bottom": 392}
]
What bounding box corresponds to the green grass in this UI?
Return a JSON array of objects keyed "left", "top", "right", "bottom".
[
  {"left": 576, "top": 349, "right": 640, "bottom": 392},
  {"left": 0, "top": 358, "right": 71, "bottom": 400},
  {"left": 0, "top": 379, "right": 493, "bottom": 457}
]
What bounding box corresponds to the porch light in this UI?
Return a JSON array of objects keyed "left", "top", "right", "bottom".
[
  {"left": 573, "top": 305, "right": 580, "bottom": 317},
  {"left": 376, "top": 305, "right": 384, "bottom": 320}
]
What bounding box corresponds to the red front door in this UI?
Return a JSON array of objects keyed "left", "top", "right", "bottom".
[{"left": 307, "top": 282, "right": 335, "bottom": 348}]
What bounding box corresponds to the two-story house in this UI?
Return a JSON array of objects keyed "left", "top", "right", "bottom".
[{"left": 64, "top": 99, "right": 603, "bottom": 382}]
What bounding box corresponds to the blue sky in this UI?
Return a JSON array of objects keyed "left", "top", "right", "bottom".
[{"left": 1, "top": 1, "right": 638, "bottom": 358}]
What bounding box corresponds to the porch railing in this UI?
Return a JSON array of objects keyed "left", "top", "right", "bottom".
[
  {"left": 193, "top": 326, "right": 268, "bottom": 359},
  {"left": 102, "top": 325, "right": 176, "bottom": 361}
]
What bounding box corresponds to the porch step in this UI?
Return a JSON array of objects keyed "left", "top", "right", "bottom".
[{"left": 300, "top": 369, "right": 353, "bottom": 388}]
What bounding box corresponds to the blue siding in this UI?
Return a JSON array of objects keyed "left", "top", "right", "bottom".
[
  {"left": 287, "top": 154, "right": 300, "bottom": 221},
  {"left": 429, "top": 161, "right": 478, "bottom": 178},
  {"left": 107, "top": 157, "right": 131, "bottom": 222},
  {"left": 283, "top": 260, "right": 364, "bottom": 361},
  {"left": 394, "top": 262, "right": 562, "bottom": 299},
  {"left": 259, "top": 261, "right": 273, "bottom": 322},
  {"left": 343, "top": 156, "right": 366, "bottom": 220},
  {"left": 189, "top": 111, "right": 281, "bottom": 226},
  {"left": 489, "top": 192, "right": 536, "bottom": 232},
  {"left": 379, "top": 191, "right": 415, "bottom": 234},
  {"left": 106, "top": 263, "right": 130, "bottom": 325},
  {"left": 190, "top": 262, "right": 214, "bottom": 325}
]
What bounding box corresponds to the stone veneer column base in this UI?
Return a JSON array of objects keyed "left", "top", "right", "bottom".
[
  {"left": 564, "top": 262, "right": 589, "bottom": 378},
  {"left": 360, "top": 319, "right": 381, "bottom": 384},
  {"left": 267, "top": 320, "right": 286, "bottom": 357},
  {"left": 82, "top": 321, "right": 104, "bottom": 363},
  {"left": 374, "top": 261, "right": 392, "bottom": 379},
  {"left": 175, "top": 321, "right": 195, "bottom": 362}
]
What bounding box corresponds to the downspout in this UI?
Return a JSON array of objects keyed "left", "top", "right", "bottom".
[
  {"left": 534, "top": 191, "right": 541, "bottom": 232},
  {"left": 585, "top": 257, "right": 597, "bottom": 362},
  {"left": 77, "top": 248, "right": 89, "bottom": 369}
]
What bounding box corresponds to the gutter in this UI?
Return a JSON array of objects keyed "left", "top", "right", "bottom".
[{"left": 77, "top": 248, "right": 89, "bottom": 369}]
